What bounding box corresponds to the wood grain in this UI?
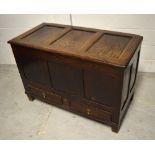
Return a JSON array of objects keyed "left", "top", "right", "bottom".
[
  {"left": 8, "top": 23, "right": 143, "bottom": 68},
  {"left": 8, "top": 23, "right": 143, "bottom": 133}
]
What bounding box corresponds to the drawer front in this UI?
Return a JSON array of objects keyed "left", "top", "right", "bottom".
[
  {"left": 27, "top": 85, "right": 62, "bottom": 105},
  {"left": 27, "top": 85, "right": 111, "bottom": 123},
  {"left": 71, "top": 100, "right": 111, "bottom": 122}
]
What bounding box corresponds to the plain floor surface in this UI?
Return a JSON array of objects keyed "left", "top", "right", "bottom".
[{"left": 0, "top": 64, "right": 155, "bottom": 140}]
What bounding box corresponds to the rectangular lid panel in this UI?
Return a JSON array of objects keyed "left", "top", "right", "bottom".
[
  {"left": 86, "top": 34, "right": 131, "bottom": 59},
  {"left": 22, "top": 25, "right": 66, "bottom": 45},
  {"left": 50, "top": 29, "right": 96, "bottom": 53}
]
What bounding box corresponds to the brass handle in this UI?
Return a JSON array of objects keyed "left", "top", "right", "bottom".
[
  {"left": 42, "top": 92, "right": 46, "bottom": 98},
  {"left": 86, "top": 108, "right": 91, "bottom": 115},
  {"left": 63, "top": 98, "right": 68, "bottom": 103},
  {"left": 63, "top": 98, "right": 70, "bottom": 107}
]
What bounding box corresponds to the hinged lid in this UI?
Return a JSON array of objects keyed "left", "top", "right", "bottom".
[{"left": 8, "top": 23, "right": 143, "bottom": 68}]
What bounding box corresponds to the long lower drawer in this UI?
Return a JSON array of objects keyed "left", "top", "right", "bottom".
[{"left": 70, "top": 100, "right": 111, "bottom": 123}]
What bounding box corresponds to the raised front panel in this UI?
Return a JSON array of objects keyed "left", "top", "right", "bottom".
[
  {"left": 17, "top": 47, "right": 51, "bottom": 87},
  {"left": 84, "top": 70, "right": 119, "bottom": 106},
  {"left": 48, "top": 62, "right": 84, "bottom": 96}
]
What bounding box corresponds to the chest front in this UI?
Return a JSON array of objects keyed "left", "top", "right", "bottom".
[{"left": 8, "top": 23, "right": 143, "bottom": 132}]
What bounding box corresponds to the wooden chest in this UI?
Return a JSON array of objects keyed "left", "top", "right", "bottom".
[{"left": 8, "top": 23, "right": 143, "bottom": 132}]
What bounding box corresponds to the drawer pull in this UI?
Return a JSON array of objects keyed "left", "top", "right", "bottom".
[
  {"left": 86, "top": 108, "right": 91, "bottom": 115},
  {"left": 63, "top": 98, "right": 68, "bottom": 103},
  {"left": 42, "top": 92, "right": 46, "bottom": 98},
  {"left": 63, "top": 98, "right": 70, "bottom": 107}
]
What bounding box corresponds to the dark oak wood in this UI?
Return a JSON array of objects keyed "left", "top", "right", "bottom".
[
  {"left": 27, "top": 94, "right": 35, "bottom": 101},
  {"left": 8, "top": 23, "right": 143, "bottom": 133}
]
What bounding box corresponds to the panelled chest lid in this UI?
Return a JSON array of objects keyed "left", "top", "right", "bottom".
[{"left": 8, "top": 23, "right": 143, "bottom": 67}]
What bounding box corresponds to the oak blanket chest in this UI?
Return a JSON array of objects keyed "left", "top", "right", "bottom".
[{"left": 8, "top": 23, "right": 143, "bottom": 132}]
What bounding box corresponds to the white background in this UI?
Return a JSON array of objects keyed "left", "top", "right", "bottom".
[
  {"left": 1, "top": 14, "right": 155, "bottom": 72},
  {"left": 0, "top": 0, "right": 154, "bottom": 154}
]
